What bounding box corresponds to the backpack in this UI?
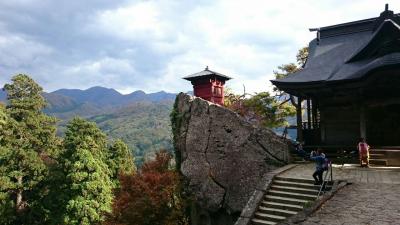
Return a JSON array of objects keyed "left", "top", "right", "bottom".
[{"left": 322, "top": 158, "right": 330, "bottom": 171}]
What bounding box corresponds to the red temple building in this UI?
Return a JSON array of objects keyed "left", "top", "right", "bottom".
[{"left": 183, "top": 67, "right": 232, "bottom": 105}]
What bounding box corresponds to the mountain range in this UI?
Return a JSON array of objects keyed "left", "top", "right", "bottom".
[
  {"left": 1, "top": 86, "right": 176, "bottom": 117},
  {"left": 0, "top": 86, "right": 177, "bottom": 166},
  {"left": 52, "top": 86, "right": 175, "bottom": 105},
  {"left": 1, "top": 86, "right": 176, "bottom": 104}
]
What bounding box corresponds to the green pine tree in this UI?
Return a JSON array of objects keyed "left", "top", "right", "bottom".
[
  {"left": 108, "top": 139, "right": 136, "bottom": 182},
  {"left": 243, "top": 92, "right": 296, "bottom": 128},
  {"left": 60, "top": 117, "right": 113, "bottom": 225},
  {"left": 0, "top": 104, "right": 17, "bottom": 225},
  {"left": 0, "top": 74, "right": 59, "bottom": 224}
]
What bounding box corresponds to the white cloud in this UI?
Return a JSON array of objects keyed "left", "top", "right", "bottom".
[
  {"left": 151, "top": 0, "right": 400, "bottom": 94},
  {"left": 93, "top": 1, "right": 168, "bottom": 41},
  {"left": 0, "top": 34, "right": 53, "bottom": 68},
  {"left": 1, "top": 0, "right": 400, "bottom": 94},
  {"left": 58, "top": 57, "right": 138, "bottom": 89}
]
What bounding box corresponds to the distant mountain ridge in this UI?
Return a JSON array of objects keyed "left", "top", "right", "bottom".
[
  {"left": 0, "top": 86, "right": 177, "bottom": 114},
  {"left": 52, "top": 86, "right": 176, "bottom": 106}
]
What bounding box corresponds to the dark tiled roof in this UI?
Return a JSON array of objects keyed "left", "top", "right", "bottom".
[
  {"left": 272, "top": 8, "right": 400, "bottom": 88},
  {"left": 183, "top": 67, "right": 232, "bottom": 81}
]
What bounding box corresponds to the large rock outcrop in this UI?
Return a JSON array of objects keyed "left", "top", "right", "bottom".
[{"left": 172, "top": 93, "right": 290, "bottom": 225}]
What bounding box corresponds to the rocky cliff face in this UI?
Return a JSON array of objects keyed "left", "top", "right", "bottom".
[{"left": 172, "top": 93, "right": 291, "bottom": 225}]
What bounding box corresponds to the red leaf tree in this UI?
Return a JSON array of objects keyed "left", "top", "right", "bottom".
[{"left": 105, "top": 150, "right": 188, "bottom": 225}]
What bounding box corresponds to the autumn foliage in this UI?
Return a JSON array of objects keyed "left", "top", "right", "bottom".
[
  {"left": 225, "top": 90, "right": 295, "bottom": 128},
  {"left": 105, "top": 150, "right": 188, "bottom": 225}
]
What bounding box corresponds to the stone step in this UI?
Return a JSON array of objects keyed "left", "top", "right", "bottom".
[
  {"left": 274, "top": 176, "right": 316, "bottom": 184},
  {"left": 268, "top": 190, "right": 317, "bottom": 201},
  {"left": 291, "top": 155, "right": 304, "bottom": 159},
  {"left": 293, "top": 160, "right": 309, "bottom": 164},
  {"left": 275, "top": 176, "right": 334, "bottom": 186},
  {"left": 273, "top": 180, "right": 332, "bottom": 191},
  {"left": 258, "top": 206, "right": 297, "bottom": 217},
  {"left": 265, "top": 195, "right": 309, "bottom": 206},
  {"left": 275, "top": 176, "right": 334, "bottom": 185},
  {"left": 372, "top": 146, "right": 400, "bottom": 149},
  {"left": 254, "top": 212, "right": 286, "bottom": 222},
  {"left": 370, "top": 149, "right": 400, "bottom": 153},
  {"left": 292, "top": 158, "right": 304, "bottom": 161},
  {"left": 270, "top": 185, "right": 319, "bottom": 195},
  {"left": 261, "top": 201, "right": 303, "bottom": 212},
  {"left": 369, "top": 159, "right": 387, "bottom": 166},
  {"left": 251, "top": 218, "right": 277, "bottom": 225},
  {"left": 369, "top": 153, "right": 386, "bottom": 159}
]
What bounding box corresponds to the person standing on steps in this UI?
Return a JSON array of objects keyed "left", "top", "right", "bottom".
[
  {"left": 310, "top": 148, "right": 325, "bottom": 185},
  {"left": 295, "top": 142, "right": 307, "bottom": 161},
  {"left": 357, "top": 138, "right": 370, "bottom": 167}
]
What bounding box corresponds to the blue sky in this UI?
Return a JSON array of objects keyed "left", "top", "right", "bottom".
[{"left": 0, "top": 0, "right": 399, "bottom": 94}]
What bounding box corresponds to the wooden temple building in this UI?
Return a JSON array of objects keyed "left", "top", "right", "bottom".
[
  {"left": 272, "top": 5, "right": 400, "bottom": 164},
  {"left": 183, "top": 67, "right": 232, "bottom": 106}
]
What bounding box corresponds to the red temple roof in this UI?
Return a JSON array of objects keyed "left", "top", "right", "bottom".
[{"left": 183, "top": 66, "right": 232, "bottom": 82}]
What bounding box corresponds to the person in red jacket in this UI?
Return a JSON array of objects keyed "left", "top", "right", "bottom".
[{"left": 357, "top": 138, "right": 370, "bottom": 167}]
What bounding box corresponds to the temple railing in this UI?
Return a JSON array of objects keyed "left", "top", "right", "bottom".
[{"left": 302, "top": 121, "right": 320, "bottom": 130}]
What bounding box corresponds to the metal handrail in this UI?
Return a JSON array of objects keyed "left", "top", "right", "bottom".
[{"left": 317, "top": 161, "right": 333, "bottom": 197}]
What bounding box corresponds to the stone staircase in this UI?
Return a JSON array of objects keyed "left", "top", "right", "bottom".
[
  {"left": 369, "top": 147, "right": 400, "bottom": 166},
  {"left": 251, "top": 176, "right": 332, "bottom": 225},
  {"left": 290, "top": 150, "right": 309, "bottom": 164},
  {"left": 291, "top": 154, "right": 308, "bottom": 164}
]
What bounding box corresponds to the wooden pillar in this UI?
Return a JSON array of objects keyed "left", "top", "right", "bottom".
[
  {"left": 307, "top": 99, "right": 312, "bottom": 129},
  {"left": 320, "top": 110, "right": 326, "bottom": 143},
  {"left": 360, "top": 105, "right": 367, "bottom": 139},
  {"left": 296, "top": 97, "right": 303, "bottom": 142},
  {"left": 312, "top": 99, "right": 317, "bottom": 127}
]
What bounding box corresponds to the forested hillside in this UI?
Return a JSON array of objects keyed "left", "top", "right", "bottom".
[
  {"left": 0, "top": 87, "right": 176, "bottom": 166},
  {"left": 90, "top": 101, "right": 173, "bottom": 166}
]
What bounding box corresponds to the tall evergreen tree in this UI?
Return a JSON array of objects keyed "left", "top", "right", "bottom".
[
  {"left": 3, "top": 74, "right": 59, "bottom": 159},
  {"left": 60, "top": 117, "right": 113, "bottom": 225},
  {"left": 108, "top": 139, "right": 136, "bottom": 182},
  {"left": 0, "top": 74, "right": 59, "bottom": 224},
  {"left": 0, "top": 104, "right": 17, "bottom": 225}
]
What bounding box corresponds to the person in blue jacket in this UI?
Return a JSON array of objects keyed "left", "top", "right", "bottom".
[
  {"left": 310, "top": 148, "right": 326, "bottom": 185},
  {"left": 295, "top": 142, "right": 307, "bottom": 160}
]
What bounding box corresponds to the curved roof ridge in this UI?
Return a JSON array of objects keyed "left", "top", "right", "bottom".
[{"left": 346, "top": 19, "right": 400, "bottom": 63}]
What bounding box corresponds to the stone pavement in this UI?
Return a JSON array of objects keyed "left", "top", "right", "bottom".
[
  {"left": 279, "top": 163, "right": 400, "bottom": 184},
  {"left": 298, "top": 183, "right": 400, "bottom": 225},
  {"left": 279, "top": 163, "right": 400, "bottom": 224}
]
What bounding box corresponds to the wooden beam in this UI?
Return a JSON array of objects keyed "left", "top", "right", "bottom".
[
  {"left": 360, "top": 105, "right": 366, "bottom": 140},
  {"left": 296, "top": 97, "right": 303, "bottom": 142},
  {"left": 307, "top": 99, "right": 311, "bottom": 129},
  {"left": 367, "top": 98, "right": 400, "bottom": 107},
  {"left": 312, "top": 99, "right": 318, "bottom": 128},
  {"left": 320, "top": 109, "right": 326, "bottom": 143}
]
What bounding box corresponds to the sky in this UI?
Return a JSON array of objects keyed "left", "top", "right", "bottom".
[{"left": 0, "top": 0, "right": 399, "bottom": 94}]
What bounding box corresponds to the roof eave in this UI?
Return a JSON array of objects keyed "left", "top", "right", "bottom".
[{"left": 183, "top": 74, "right": 232, "bottom": 82}]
